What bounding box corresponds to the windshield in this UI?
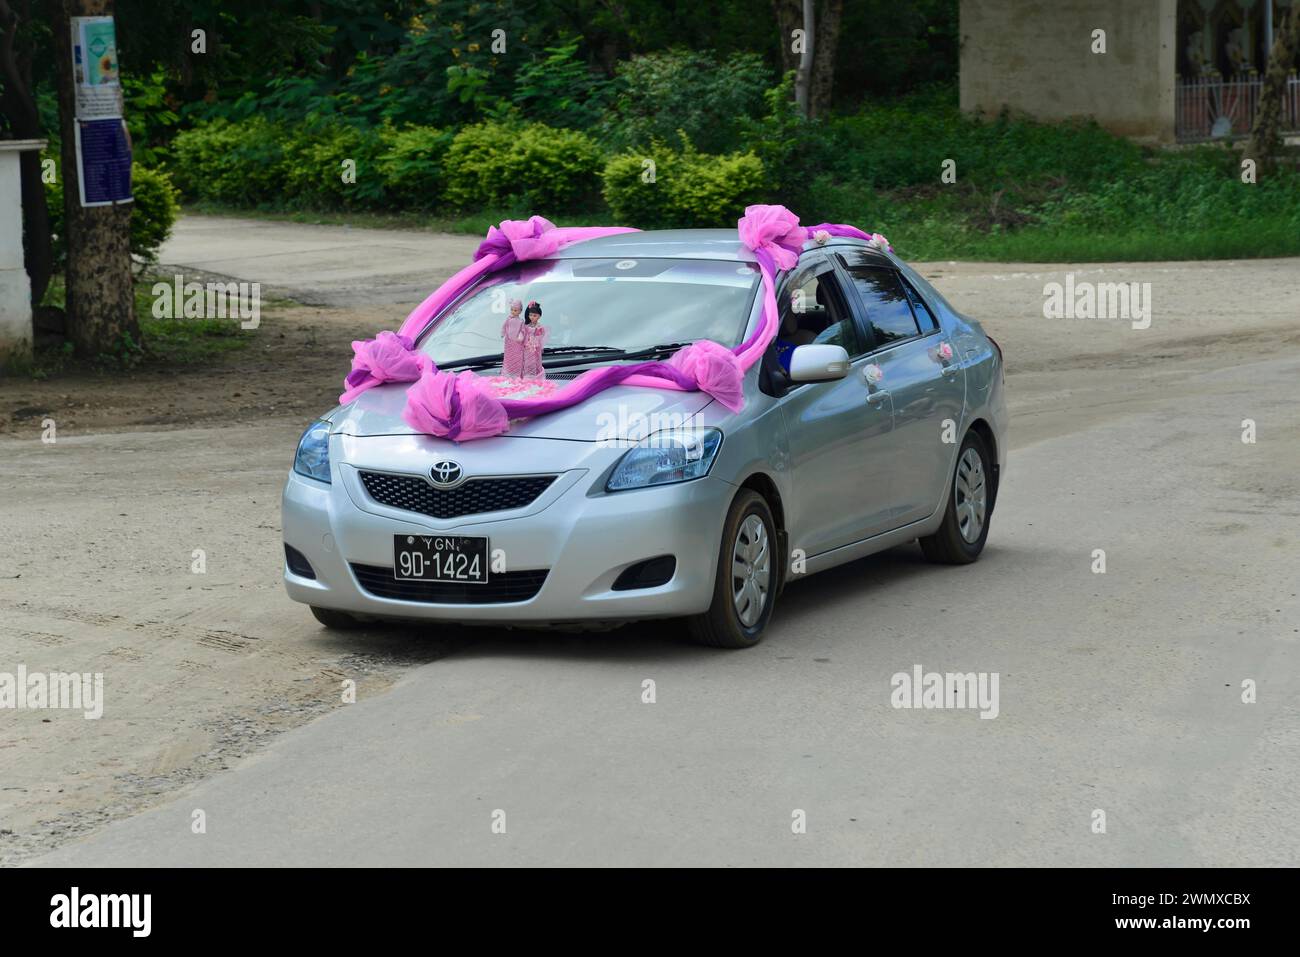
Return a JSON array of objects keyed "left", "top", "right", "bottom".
[{"left": 416, "top": 257, "right": 760, "bottom": 369}]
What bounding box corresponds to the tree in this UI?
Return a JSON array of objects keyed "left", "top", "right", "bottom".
[
  {"left": 771, "top": 0, "right": 843, "bottom": 118},
  {"left": 1244, "top": 3, "right": 1300, "bottom": 173},
  {"left": 52, "top": 0, "right": 137, "bottom": 355},
  {"left": 808, "top": 0, "right": 843, "bottom": 117},
  {"left": 0, "top": 0, "right": 54, "bottom": 308}
]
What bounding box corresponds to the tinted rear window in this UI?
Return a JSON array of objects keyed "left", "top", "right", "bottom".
[{"left": 843, "top": 265, "right": 920, "bottom": 345}]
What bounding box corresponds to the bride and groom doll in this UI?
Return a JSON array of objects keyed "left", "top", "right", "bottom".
[{"left": 501, "top": 299, "right": 547, "bottom": 379}]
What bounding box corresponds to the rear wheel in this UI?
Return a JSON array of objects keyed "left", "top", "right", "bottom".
[
  {"left": 920, "top": 431, "right": 993, "bottom": 565},
  {"left": 310, "top": 606, "right": 365, "bottom": 630},
  {"left": 686, "top": 490, "right": 778, "bottom": 648}
]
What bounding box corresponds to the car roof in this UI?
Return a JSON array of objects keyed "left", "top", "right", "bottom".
[{"left": 553, "top": 228, "right": 895, "bottom": 268}]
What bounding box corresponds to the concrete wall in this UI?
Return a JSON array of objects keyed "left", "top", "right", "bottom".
[
  {"left": 960, "top": 0, "right": 1178, "bottom": 144},
  {"left": 0, "top": 140, "right": 45, "bottom": 368}
]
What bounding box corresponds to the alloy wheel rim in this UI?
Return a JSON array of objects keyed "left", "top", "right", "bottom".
[
  {"left": 955, "top": 446, "right": 987, "bottom": 544},
  {"left": 731, "top": 514, "right": 771, "bottom": 628}
]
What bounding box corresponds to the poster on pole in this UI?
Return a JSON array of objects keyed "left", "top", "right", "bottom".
[
  {"left": 70, "top": 16, "right": 132, "bottom": 205},
  {"left": 75, "top": 118, "right": 134, "bottom": 207},
  {"left": 71, "top": 16, "right": 124, "bottom": 120}
]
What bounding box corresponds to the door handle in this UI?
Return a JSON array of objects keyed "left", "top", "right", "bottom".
[
  {"left": 866, "top": 390, "right": 890, "bottom": 405},
  {"left": 941, "top": 366, "right": 959, "bottom": 378}
]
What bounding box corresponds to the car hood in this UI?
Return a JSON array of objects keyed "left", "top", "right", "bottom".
[{"left": 332, "top": 381, "right": 716, "bottom": 442}]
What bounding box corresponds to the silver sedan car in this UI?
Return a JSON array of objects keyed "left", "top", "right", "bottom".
[{"left": 283, "top": 230, "right": 1007, "bottom": 647}]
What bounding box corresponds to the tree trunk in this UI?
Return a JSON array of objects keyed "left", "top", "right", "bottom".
[
  {"left": 794, "top": 0, "right": 815, "bottom": 117},
  {"left": 771, "top": 0, "right": 801, "bottom": 76},
  {"left": 0, "top": 0, "right": 54, "bottom": 307},
  {"left": 809, "top": 0, "right": 843, "bottom": 117},
  {"left": 51, "top": 0, "right": 138, "bottom": 356},
  {"left": 1244, "top": 5, "right": 1300, "bottom": 173}
]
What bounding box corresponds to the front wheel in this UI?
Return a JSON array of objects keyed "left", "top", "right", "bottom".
[
  {"left": 920, "top": 430, "right": 993, "bottom": 565},
  {"left": 686, "top": 490, "right": 778, "bottom": 648}
]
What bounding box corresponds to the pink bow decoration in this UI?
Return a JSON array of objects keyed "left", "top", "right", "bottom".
[
  {"left": 668, "top": 339, "right": 745, "bottom": 413},
  {"left": 402, "top": 365, "right": 509, "bottom": 441},
  {"left": 340, "top": 331, "right": 422, "bottom": 403},
  {"left": 737, "top": 204, "right": 807, "bottom": 271},
  {"left": 936, "top": 342, "right": 954, "bottom": 362},
  {"left": 475, "top": 215, "right": 564, "bottom": 264}
]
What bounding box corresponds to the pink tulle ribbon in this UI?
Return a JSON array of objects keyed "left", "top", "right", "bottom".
[
  {"left": 666, "top": 338, "right": 745, "bottom": 413},
  {"left": 340, "top": 208, "right": 892, "bottom": 440},
  {"left": 339, "top": 331, "right": 422, "bottom": 404},
  {"left": 402, "top": 362, "right": 510, "bottom": 441}
]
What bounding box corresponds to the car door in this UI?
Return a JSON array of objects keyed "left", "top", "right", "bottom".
[
  {"left": 837, "top": 252, "right": 966, "bottom": 528},
  {"left": 776, "top": 255, "right": 896, "bottom": 559}
]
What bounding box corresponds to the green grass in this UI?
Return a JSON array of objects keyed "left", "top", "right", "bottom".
[
  {"left": 799, "top": 90, "right": 1300, "bottom": 262},
  {"left": 185, "top": 201, "right": 617, "bottom": 236},
  {"left": 21, "top": 274, "right": 260, "bottom": 379}
]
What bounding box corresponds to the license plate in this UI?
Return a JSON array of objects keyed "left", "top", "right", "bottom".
[{"left": 393, "top": 534, "right": 489, "bottom": 583}]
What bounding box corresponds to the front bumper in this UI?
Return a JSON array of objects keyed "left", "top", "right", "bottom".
[{"left": 281, "top": 434, "right": 732, "bottom": 624}]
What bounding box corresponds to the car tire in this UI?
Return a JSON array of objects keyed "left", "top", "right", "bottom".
[
  {"left": 920, "top": 430, "right": 993, "bottom": 565},
  {"left": 686, "top": 490, "right": 778, "bottom": 648},
  {"left": 310, "top": 605, "right": 364, "bottom": 630}
]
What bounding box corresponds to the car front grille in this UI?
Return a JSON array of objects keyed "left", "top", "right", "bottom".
[
  {"left": 358, "top": 471, "right": 556, "bottom": 519},
  {"left": 350, "top": 563, "right": 548, "bottom": 604}
]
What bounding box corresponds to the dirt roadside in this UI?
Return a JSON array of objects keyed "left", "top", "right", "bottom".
[{"left": 1, "top": 256, "right": 1297, "bottom": 865}]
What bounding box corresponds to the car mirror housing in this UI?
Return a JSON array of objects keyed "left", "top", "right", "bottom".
[{"left": 788, "top": 344, "right": 851, "bottom": 383}]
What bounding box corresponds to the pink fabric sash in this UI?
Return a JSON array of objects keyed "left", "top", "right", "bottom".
[{"left": 339, "top": 207, "right": 889, "bottom": 441}]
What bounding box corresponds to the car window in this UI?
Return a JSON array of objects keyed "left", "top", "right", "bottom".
[
  {"left": 844, "top": 265, "right": 920, "bottom": 346},
  {"left": 899, "top": 275, "right": 939, "bottom": 331},
  {"left": 777, "top": 267, "right": 865, "bottom": 359},
  {"left": 896, "top": 261, "right": 959, "bottom": 318},
  {"left": 418, "top": 258, "right": 759, "bottom": 367}
]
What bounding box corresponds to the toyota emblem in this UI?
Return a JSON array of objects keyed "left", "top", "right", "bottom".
[{"left": 430, "top": 460, "right": 464, "bottom": 487}]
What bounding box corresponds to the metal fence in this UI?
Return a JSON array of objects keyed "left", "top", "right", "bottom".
[{"left": 1176, "top": 74, "right": 1300, "bottom": 142}]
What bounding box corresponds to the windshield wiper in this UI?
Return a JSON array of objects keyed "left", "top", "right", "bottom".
[
  {"left": 616, "top": 341, "right": 696, "bottom": 360},
  {"left": 438, "top": 351, "right": 505, "bottom": 371},
  {"left": 437, "top": 342, "right": 698, "bottom": 373},
  {"left": 439, "top": 345, "right": 624, "bottom": 371},
  {"left": 543, "top": 345, "right": 624, "bottom": 356}
]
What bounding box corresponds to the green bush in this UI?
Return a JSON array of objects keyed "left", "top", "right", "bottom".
[
  {"left": 127, "top": 166, "right": 181, "bottom": 267},
  {"left": 602, "top": 151, "right": 676, "bottom": 227},
  {"left": 602, "top": 50, "right": 771, "bottom": 154},
  {"left": 280, "top": 119, "right": 385, "bottom": 209},
  {"left": 443, "top": 121, "right": 603, "bottom": 211},
  {"left": 46, "top": 163, "right": 180, "bottom": 270},
  {"left": 603, "top": 143, "right": 764, "bottom": 228},
  {"left": 171, "top": 117, "right": 459, "bottom": 210},
  {"left": 818, "top": 88, "right": 1146, "bottom": 193},
  {"left": 170, "top": 116, "right": 288, "bottom": 205},
  {"left": 375, "top": 124, "right": 455, "bottom": 208}
]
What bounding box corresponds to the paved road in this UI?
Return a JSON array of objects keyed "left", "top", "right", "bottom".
[
  {"left": 159, "top": 215, "right": 478, "bottom": 307},
  {"left": 11, "top": 216, "right": 1299, "bottom": 866},
  {"left": 30, "top": 362, "right": 1300, "bottom": 866}
]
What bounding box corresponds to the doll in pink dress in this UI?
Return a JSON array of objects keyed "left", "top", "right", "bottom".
[
  {"left": 501, "top": 299, "right": 526, "bottom": 377},
  {"left": 502, "top": 299, "right": 547, "bottom": 379}
]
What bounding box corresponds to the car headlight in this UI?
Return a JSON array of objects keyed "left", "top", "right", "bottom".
[
  {"left": 606, "top": 428, "right": 722, "bottom": 491},
  {"left": 293, "top": 420, "right": 332, "bottom": 483}
]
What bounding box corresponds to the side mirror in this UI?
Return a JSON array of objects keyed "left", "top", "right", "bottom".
[{"left": 788, "top": 344, "right": 850, "bottom": 383}]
